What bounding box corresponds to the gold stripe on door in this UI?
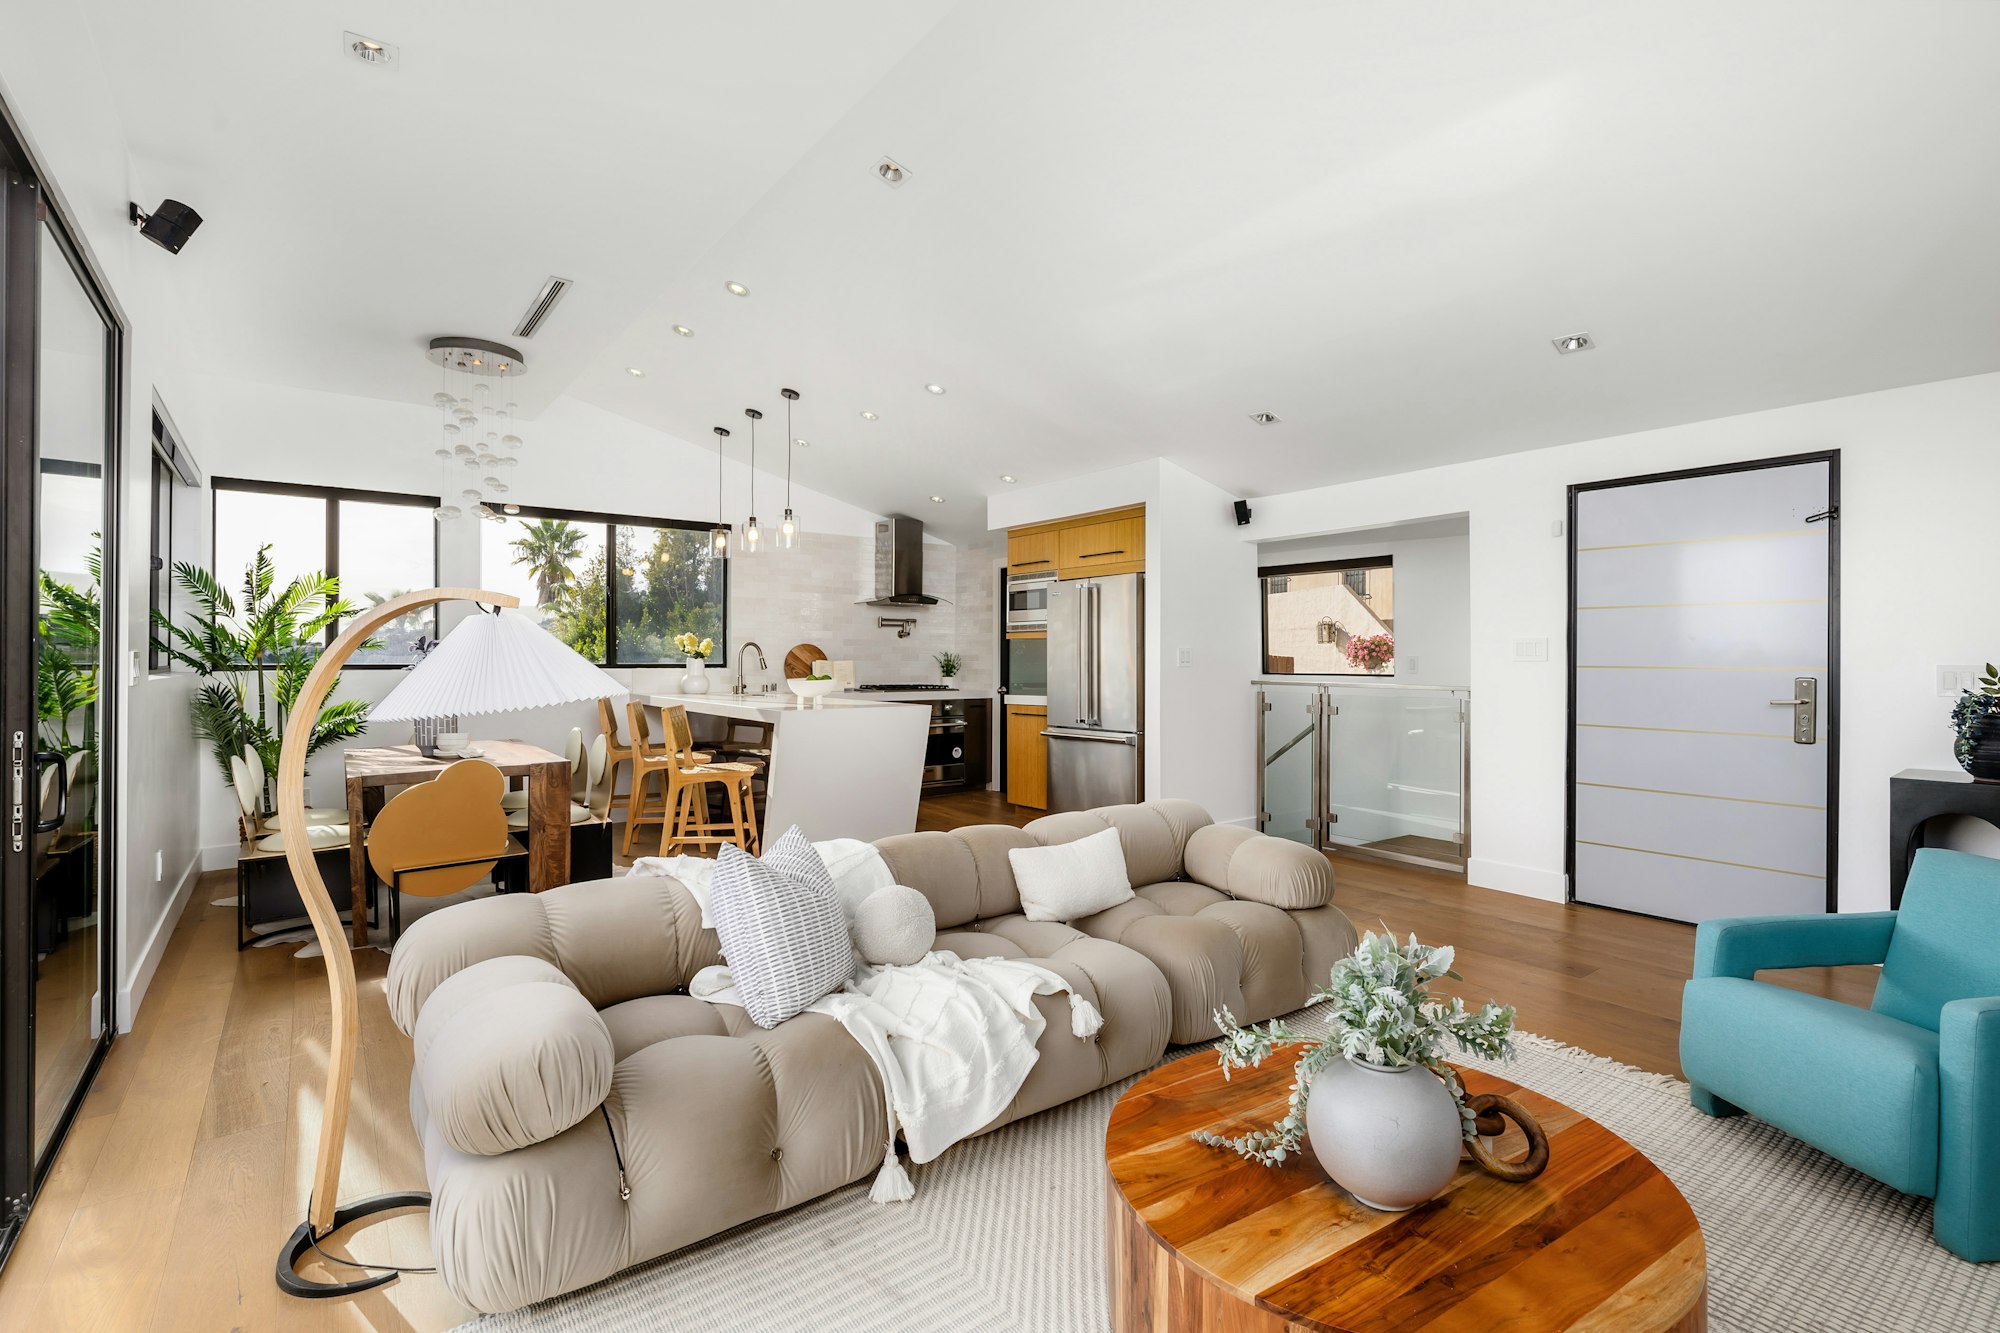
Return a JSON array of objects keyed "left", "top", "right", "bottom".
[
  {"left": 1575, "top": 840, "right": 1824, "bottom": 879},
  {"left": 1575, "top": 529, "right": 1825, "bottom": 552},
  {"left": 1576, "top": 781, "right": 1825, "bottom": 811}
]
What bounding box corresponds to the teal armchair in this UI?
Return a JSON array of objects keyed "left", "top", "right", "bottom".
[{"left": 1680, "top": 848, "right": 2000, "bottom": 1261}]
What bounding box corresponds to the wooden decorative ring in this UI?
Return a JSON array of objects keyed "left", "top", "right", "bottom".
[{"left": 1464, "top": 1092, "right": 1550, "bottom": 1182}]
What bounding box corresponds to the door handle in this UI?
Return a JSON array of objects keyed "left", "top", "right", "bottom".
[
  {"left": 33, "top": 749, "right": 69, "bottom": 833},
  {"left": 1767, "top": 677, "right": 1819, "bottom": 745}
]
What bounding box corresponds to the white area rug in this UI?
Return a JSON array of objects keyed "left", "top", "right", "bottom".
[{"left": 456, "top": 1006, "right": 2000, "bottom": 1332}]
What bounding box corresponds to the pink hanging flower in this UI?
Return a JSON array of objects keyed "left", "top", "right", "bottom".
[{"left": 1344, "top": 633, "right": 1394, "bottom": 670}]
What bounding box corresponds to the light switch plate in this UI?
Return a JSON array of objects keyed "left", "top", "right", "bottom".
[
  {"left": 1939, "top": 665, "right": 1985, "bottom": 697},
  {"left": 1176, "top": 647, "right": 1193, "bottom": 668},
  {"left": 1513, "top": 637, "right": 1549, "bottom": 663}
]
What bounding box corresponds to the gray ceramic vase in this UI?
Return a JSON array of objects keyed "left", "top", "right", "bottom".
[{"left": 1304, "top": 1054, "right": 1462, "bottom": 1211}]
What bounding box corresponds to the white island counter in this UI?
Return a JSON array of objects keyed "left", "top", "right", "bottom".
[{"left": 648, "top": 692, "right": 933, "bottom": 844}]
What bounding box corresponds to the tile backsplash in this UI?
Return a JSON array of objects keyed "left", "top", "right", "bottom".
[{"left": 726, "top": 530, "right": 1001, "bottom": 691}]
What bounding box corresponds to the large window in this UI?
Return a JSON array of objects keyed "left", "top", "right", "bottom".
[
  {"left": 479, "top": 506, "right": 725, "bottom": 667},
  {"left": 1260, "top": 557, "right": 1395, "bottom": 676},
  {"left": 211, "top": 479, "right": 439, "bottom": 665}
]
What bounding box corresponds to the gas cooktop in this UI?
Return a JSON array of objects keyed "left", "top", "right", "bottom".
[{"left": 854, "top": 683, "right": 952, "bottom": 692}]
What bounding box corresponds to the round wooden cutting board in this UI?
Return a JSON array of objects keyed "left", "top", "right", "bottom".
[{"left": 784, "top": 643, "right": 828, "bottom": 679}]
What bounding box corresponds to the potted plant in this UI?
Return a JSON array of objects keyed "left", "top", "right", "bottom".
[
  {"left": 934, "top": 650, "right": 963, "bottom": 685},
  {"left": 151, "top": 546, "right": 369, "bottom": 815},
  {"left": 1197, "top": 931, "right": 1516, "bottom": 1210},
  {"left": 674, "top": 631, "right": 715, "bottom": 694},
  {"left": 1952, "top": 663, "right": 2000, "bottom": 782}
]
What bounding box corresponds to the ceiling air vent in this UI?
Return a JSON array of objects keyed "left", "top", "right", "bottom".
[{"left": 512, "top": 277, "right": 572, "bottom": 339}]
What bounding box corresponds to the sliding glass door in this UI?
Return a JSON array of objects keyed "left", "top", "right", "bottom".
[{"left": 1, "top": 134, "right": 120, "bottom": 1263}]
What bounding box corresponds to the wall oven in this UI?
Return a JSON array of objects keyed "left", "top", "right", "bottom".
[{"left": 1006, "top": 570, "right": 1055, "bottom": 633}]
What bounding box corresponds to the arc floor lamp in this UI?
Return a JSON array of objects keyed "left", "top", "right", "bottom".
[{"left": 273, "top": 587, "right": 625, "bottom": 1297}]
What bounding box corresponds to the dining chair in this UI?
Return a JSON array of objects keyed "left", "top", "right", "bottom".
[{"left": 367, "top": 758, "right": 516, "bottom": 941}]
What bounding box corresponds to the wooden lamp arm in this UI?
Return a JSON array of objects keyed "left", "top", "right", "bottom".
[{"left": 276, "top": 587, "right": 517, "bottom": 1238}]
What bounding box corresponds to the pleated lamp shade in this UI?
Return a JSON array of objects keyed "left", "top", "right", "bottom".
[{"left": 372, "top": 608, "right": 626, "bottom": 722}]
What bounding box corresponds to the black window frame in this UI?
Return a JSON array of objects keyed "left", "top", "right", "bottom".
[
  {"left": 1257, "top": 555, "right": 1395, "bottom": 678},
  {"left": 209, "top": 476, "right": 441, "bottom": 667},
  {"left": 147, "top": 403, "right": 199, "bottom": 671},
  {"left": 493, "top": 502, "right": 728, "bottom": 669}
]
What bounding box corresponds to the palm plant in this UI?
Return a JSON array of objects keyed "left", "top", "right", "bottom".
[
  {"left": 151, "top": 545, "right": 371, "bottom": 809},
  {"left": 38, "top": 542, "right": 102, "bottom": 756},
  {"left": 509, "top": 518, "right": 587, "bottom": 608}
]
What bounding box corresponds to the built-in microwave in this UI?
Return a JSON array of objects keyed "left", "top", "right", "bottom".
[{"left": 1006, "top": 570, "right": 1055, "bottom": 632}]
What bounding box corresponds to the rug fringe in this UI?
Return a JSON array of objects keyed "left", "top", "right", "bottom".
[{"left": 1508, "top": 1031, "right": 1687, "bottom": 1091}]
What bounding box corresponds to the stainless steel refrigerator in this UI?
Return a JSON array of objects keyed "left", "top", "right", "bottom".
[{"left": 1044, "top": 572, "right": 1143, "bottom": 811}]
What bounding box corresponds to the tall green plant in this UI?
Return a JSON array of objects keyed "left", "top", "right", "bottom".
[
  {"left": 38, "top": 542, "right": 102, "bottom": 757},
  {"left": 150, "top": 545, "right": 371, "bottom": 808}
]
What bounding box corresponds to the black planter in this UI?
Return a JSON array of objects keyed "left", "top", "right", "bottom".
[{"left": 1960, "top": 711, "right": 2000, "bottom": 783}]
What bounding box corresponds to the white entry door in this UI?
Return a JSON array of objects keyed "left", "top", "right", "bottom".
[{"left": 1569, "top": 456, "right": 1836, "bottom": 922}]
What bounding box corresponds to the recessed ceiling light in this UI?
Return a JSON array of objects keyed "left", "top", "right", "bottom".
[
  {"left": 626, "top": 367, "right": 645, "bottom": 377},
  {"left": 929, "top": 495, "right": 945, "bottom": 503},
  {"left": 672, "top": 325, "right": 693, "bottom": 338},
  {"left": 1248, "top": 412, "right": 1280, "bottom": 425},
  {"left": 1000, "top": 474, "right": 1016, "bottom": 483},
  {"left": 1552, "top": 332, "right": 1595, "bottom": 354},
  {"left": 725, "top": 281, "right": 749, "bottom": 297},
  {"left": 794, "top": 437, "right": 810, "bottom": 448},
  {"left": 860, "top": 411, "right": 879, "bottom": 421},
  {"left": 877, "top": 156, "right": 910, "bottom": 188},
  {"left": 925, "top": 383, "right": 946, "bottom": 395}
]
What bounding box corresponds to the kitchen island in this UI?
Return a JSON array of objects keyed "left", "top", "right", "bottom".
[{"left": 648, "top": 692, "right": 933, "bottom": 843}]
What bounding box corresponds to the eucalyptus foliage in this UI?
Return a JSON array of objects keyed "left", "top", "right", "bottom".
[
  {"left": 150, "top": 545, "right": 370, "bottom": 808},
  {"left": 1192, "top": 931, "right": 1517, "bottom": 1167}
]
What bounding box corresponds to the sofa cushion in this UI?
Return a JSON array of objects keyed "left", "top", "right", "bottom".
[
  {"left": 411, "top": 953, "right": 577, "bottom": 1070},
  {"left": 1683, "top": 976, "right": 1940, "bottom": 1196},
  {"left": 1025, "top": 800, "right": 1211, "bottom": 887},
  {"left": 875, "top": 825, "right": 1036, "bottom": 927},
  {"left": 852, "top": 885, "right": 936, "bottom": 966},
  {"left": 417, "top": 975, "right": 615, "bottom": 1157},
  {"left": 710, "top": 836, "right": 854, "bottom": 1029},
  {"left": 597, "top": 993, "right": 728, "bottom": 1062},
  {"left": 1184, "top": 824, "right": 1332, "bottom": 910},
  {"left": 1009, "top": 828, "right": 1133, "bottom": 922}
]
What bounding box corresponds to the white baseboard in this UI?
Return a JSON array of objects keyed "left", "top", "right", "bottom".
[
  {"left": 201, "top": 841, "right": 239, "bottom": 873},
  {"left": 1467, "top": 856, "right": 1568, "bottom": 903},
  {"left": 118, "top": 848, "right": 202, "bottom": 1032}
]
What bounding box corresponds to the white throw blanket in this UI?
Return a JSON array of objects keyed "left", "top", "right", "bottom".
[
  {"left": 632, "top": 838, "right": 894, "bottom": 928},
  {"left": 691, "top": 951, "right": 1102, "bottom": 1201}
]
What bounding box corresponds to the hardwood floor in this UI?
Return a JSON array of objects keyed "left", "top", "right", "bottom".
[{"left": 0, "top": 793, "right": 1874, "bottom": 1330}]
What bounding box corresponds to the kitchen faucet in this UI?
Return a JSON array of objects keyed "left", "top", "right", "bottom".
[{"left": 733, "top": 641, "right": 768, "bottom": 694}]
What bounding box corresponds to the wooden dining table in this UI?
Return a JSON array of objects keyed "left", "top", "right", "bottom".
[{"left": 341, "top": 741, "right": 572, "bottom": 947}]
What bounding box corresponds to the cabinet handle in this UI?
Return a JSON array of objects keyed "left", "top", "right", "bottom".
[
  {"left": 1012, "top": 559, "right": 1051, "bottom": 567},
  {"left": 1081, "top": 549, "right": 1124, "bottom": 559}
]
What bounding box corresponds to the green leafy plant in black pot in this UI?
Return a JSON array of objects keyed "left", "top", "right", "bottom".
[{"left": 1951, "top": 663, "right": 2000, "bottom": 783}]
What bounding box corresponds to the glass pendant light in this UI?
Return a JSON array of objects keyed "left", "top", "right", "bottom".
[
  {"left": 776, "top": 388, "right": 800, "bottom": 550},
  {"left": 741, "top": 407, "right": 763, "bottom": 555},
  {"left": 709, "top": 426, "right": 731, "bottom": 561}
]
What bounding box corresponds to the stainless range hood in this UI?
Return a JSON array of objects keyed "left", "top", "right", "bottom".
[{"left": 860, "top": 515, "right": 941, "bottom": 606}]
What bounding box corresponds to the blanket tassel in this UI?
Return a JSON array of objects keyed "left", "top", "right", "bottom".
[
  {"left": 1069, "top": 992, "right": 1104, "bottom": 1039},
  {"left": 870, "top": 1141, "right": 915, "bottom": 1203}
]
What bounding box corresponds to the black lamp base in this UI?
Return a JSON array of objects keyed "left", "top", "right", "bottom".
[{"left": 276, "top": 1190, "right": 433, "bottom": 1298}]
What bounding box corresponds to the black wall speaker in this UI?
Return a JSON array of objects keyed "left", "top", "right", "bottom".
[
  {"left": 1233, "top": 499, "right": 1252, "bottom": 526},
  {"left": 131, "top": 199, "right": 203, "bottom": 254}
]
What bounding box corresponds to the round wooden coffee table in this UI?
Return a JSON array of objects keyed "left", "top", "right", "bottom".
[{"left": 1106, "top": 1048, "right": 1706, "bottom": 1332}]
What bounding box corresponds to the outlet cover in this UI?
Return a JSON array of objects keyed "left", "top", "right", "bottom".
[
  {"left": 154, "top": 849, "right": 163, "bottom": 882},
  {"left": 1939, "top": 665, "right": 1985, "bottom": 697},
  {"left": 1513, "top": 637, "right": 1550, "bottom": 663},
  {"left": 1176, "top": 647, "right": 1193, "bottom": 668}
]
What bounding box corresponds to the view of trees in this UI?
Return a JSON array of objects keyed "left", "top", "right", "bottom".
[{"left": 507, "top": 517, "right": 724, "bottom": 664}]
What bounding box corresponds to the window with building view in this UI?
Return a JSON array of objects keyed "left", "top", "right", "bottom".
[
  {"left": 478, "top": 508, "right": 725, "bottom": 667},
  {"left": 210, "top": 479, "right": 439, "bottom": 665},
  {"left": 1260, "top": 557, "right": 1395, "bottom": 676}
]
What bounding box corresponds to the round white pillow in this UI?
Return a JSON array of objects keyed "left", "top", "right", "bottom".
[{"left": 852, "top": 885, "right": 936, "bottom": 967}]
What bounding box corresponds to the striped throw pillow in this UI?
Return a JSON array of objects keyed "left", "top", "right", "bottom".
[{"left": 710, "top": 827, "right": 854, "bottom": 1029}]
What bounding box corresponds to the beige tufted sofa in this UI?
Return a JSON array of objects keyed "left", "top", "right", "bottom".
[
  {"left": 385, "top": 800, "right": 1351, "bottom": 1313},
  {"left": 883, "top": 800, "right": 1359, "bottom": 1043}
]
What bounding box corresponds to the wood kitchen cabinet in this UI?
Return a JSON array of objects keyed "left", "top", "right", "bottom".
[
  {"left": 1006, "top": 704, "right": 1048, "bottom": 810},
  {"left": 1007, "top": 528, "right": 1058, "bottom": 574},
  {"left": 1056, "top": 512, "right": 1144, "bottom": 577}
]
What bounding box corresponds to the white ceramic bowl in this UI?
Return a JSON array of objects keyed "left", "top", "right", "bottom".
[{"left": 787, "top": 678, "right": 841, "bottom": 708}]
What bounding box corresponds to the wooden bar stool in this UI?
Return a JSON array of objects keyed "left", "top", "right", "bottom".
[
  {"left": 596, "top": 698, "right": 637, "bottom": 819},
  {"left": 622, "top": 703, "right": 757, "bottom": 858}
]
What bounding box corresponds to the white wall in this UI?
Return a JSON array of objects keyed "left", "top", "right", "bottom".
[
  {"left": 1257, "top": 517, "right": 1472, "bottom": 688},
  {"left": 189, "top": 377, "right": 1005, "bottom": 859},
  {"left": 1, "top": 11, "right": 218, "bottom": 1028},
  {"left": 988, "top": 459, "right": 1260, "bottom": 825},
  {"left": 1250, "top": 371, "right": 2000, "bottom": 910}
]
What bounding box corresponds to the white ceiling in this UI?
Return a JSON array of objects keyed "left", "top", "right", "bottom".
[{"left": 87, "top": 2, "right": 2000, "bottom": 543}]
